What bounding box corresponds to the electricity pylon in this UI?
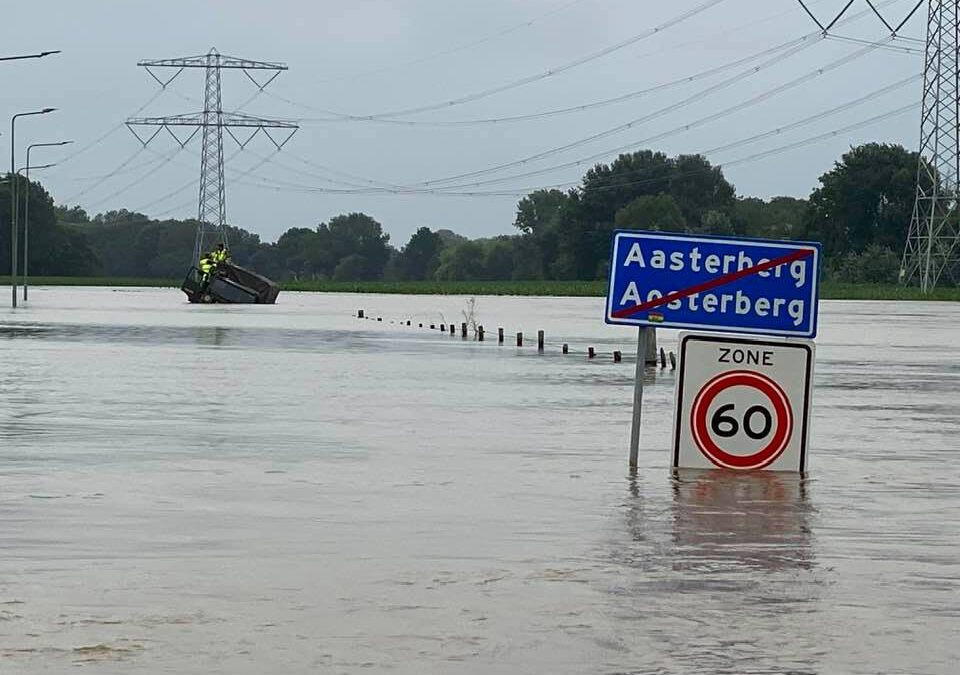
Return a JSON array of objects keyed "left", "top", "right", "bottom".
[
  {"left": 127, "top": 48, "right": 298, "bottom": 263},
  {"left": 902, "top": 1, "right": 960, "bottom": 292}
]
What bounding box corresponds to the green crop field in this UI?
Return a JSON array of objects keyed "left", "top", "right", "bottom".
[{"left": 3, "top": 277, "right": 960, "bottom": 301}]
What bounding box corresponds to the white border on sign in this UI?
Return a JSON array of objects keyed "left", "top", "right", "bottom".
[
  {"left": 671, "top": 332, "right": 815, "bottom": 473},
  {"left": 605, "top": 231, "right": 821, "bottom": 338}
]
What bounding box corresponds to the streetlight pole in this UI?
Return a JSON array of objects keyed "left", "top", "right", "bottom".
[
  {"left": 23, "top": 141, "right": 71, "bottom": 302},
  {"left": 9, "top": 108, "right": 55, "bottom": 308},
  {"left": 0, "top": 51, "right": 60, "bottom": 63}
]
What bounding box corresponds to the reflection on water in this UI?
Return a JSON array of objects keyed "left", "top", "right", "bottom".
[
  {"left": 194, "top": 325, "right": 231, "bottom": 347},
  {"left": 608, "top": 471, "right": 823, "bottom": 675},
  {"left": 671, "top": 468, "right": 813, "bottom": 572}
]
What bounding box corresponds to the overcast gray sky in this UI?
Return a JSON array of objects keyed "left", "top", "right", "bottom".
[{"left": 1, "top": 0, "right": 927, "bottom": 246}]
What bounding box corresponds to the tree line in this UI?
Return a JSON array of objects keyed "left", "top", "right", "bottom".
[{"left": 0, "top": 142, "right": 929, "bottom": 285}]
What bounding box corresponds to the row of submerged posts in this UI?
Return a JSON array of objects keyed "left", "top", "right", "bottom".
[{"left": 355, "top": 308, "right": 676, "bottom": 369}]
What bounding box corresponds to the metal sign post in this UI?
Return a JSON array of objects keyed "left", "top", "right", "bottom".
[{"left": 628, "top": 327, "right": 650, "bottom": 470}]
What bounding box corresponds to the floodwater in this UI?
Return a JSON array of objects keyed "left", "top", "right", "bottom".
[{"left": 0, "top": 287, "right": 958, "bottom": 674}]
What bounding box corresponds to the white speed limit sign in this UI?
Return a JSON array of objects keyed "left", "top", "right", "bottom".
[{"left": 672, "top": 333, "right": 814, "bottom": 472}]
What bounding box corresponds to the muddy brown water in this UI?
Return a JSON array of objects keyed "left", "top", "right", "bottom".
[{"left": 0, "top": 287, "right": 957, "bottom": 674}]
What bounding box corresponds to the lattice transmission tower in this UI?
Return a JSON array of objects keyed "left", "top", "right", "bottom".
[
  {"left": 127, "top": 48, "right": 298, "bottom": 263},
  {"left": 902, "top": 1, "right": 960, "bottom": 292}
]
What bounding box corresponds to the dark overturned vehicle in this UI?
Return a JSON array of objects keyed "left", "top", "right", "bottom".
[{"left": 181, "top": 263, "right": 280, "bottom": 304}]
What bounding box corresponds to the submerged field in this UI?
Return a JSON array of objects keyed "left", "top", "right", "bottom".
[
  {"left": 0, "top": 288, "right": 957, "bottom": 674},
  {"left": 3, "top": 276, "right": 960, "bottom": 301}
]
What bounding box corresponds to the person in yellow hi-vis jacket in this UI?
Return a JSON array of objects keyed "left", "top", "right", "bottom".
[
  {"left": 212, "top": 242, "right": 230, "bottom": 265},
  {"left": 198, "top": 253, "right": 216, "bottom": 288}
]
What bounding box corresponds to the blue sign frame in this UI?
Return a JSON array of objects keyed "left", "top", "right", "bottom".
[{"left": 605, "top": 230, "right": 822, "bottom": 338}]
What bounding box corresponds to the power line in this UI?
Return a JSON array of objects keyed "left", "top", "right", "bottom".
[
  {"left": 287, "top": 36, "right": 818, "bottom": 128},
  {"left": 124, "top": 146, "right": 245, "bottom": 215},
  {"left": 52, "top": 89, "right": 165, "bottom": 169},
  {"left": 61, "top": 146, "right": 149, "bottom": 203},
  {"left": 420, "top": 36, "right": 824, "bottom": 187},
  {"left": 236, "top": 147, "right": 396, "bottom": 191},
  {"left": 248, "top": 70, "right": 918, "bottom": 196},
  {"left": 273, "top": 0, "right": 728, "bottom": 121},
  {"left": 225, "top": 89, "right": 918, "bottom": 200},
  {"left": 83, "top": 146, "right": 185, "bottom": 211},
  {"left": 278, "top": 0, "right": 845, "bottom": 128},
  {"left": 311, "top": 0, "right": 598, "bottom": 85},
  {"left": 424, "top": 37, "right": 901, "bottom": 190},
  {"left": 824, "top": 33, "right": 922, "bottom": 53},
  {"left": 496, "top": 103, "right": 919, "bottom": 197},
  {"left": 701, "top": 72, "right": 920, "bottom": 155},
  {"left": 68, "top": 154, "right": 177, "bottom": 182},
  {"left": 418, "top": 1, "right": 905, "bottom": 187},
  {"left": 128, "top": 147, "right": 283, "bottom": 221}
]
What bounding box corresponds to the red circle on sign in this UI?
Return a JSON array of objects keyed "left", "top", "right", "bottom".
[{"left": 690, "top": 370, "right": 793, "bottom": 470}]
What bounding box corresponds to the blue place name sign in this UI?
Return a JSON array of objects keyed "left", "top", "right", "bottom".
[{"left": 605, "top": 230, "right": 822, "bottom": 338}]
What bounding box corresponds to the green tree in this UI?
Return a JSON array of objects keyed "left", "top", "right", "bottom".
[
  {"left": 526, "top": 150, "right": 736, "bottom": 280},
  {"left": 324, "top": 212, "right": 391, "bottom": 280},
  {"left": 2, "top": 182, "right": 101, "bottom": 276},
  {"left": 614, "top": 194, "right": 686, "bottom": 231},
  {"left": 435, "top": 241, "right": 486, "bottom": 280},
  {"left": 481, "top": 237, "right": 516, "bottom": 280},
  {"left": 802, "top": 143, "right": 918, "bottom": 258},
  {"left": 400, "top": 227, "right": 442, "bottom": 280},
  {"left": 514, "top": 189, "right": 567, "bottom": 278},
  {"left": 333, "top": 254, "right": 369, "bottom": 281},
  {"left": 668, "top": 154, "right": 736, "bottom": 226},
  {"left": 830, "top": 244, "right": 902, "bottom": 284},
  {"left": 732, "top": 196, "right": 807, "bottom": 240}
]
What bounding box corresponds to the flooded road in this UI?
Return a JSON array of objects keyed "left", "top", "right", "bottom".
[{"left": 0, "top": 288, "right": 958, "bottom": 674}]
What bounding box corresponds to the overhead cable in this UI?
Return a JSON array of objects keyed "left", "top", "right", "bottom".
[
  {"left": 420, "top": 36, "right": 824, "bottom": 186},
  {"left": 824, "top": 33, "right": 922, "bottom": 54},
  {"left": 424, "top": 38, "right": 909, "bottom": 190},
  {"left": 493, "top": 102, "right": 920, "bottom": 197},
  {"left": 53, "top": 89, "right": 165, "bottom": 169},
  {"left": 312, "top": 0, "right": 597, "bottom": 85},
  {"left": 274, "top": 0, "right": 728, "bottom": 120},
  {"left": 61, "top": 146, "right": 149, "bottom": 203},
  {"left": 84, "top": 146, "right": 185, "bottom": 210},
  {"left": 290, "top": 37, "right": 816, "bottom": 128},
  {"left": 229, "top": 83, "right": 918, "bottom": 199},
  {"left": 227, "top": 98, "right": 914, "bottom": 199},
  {"left": 250, "top": 70, "right": 918, "bottom": 196},
  {"left": 123, "top": 147, "right": 241, "bottom": 216},
  {"left": 418, "top": 1, "right": 906, "bottom": 186}
]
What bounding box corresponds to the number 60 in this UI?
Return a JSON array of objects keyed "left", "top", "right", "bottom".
[{"left": 711, "top": 403, "right": 773, "bottom": 440}]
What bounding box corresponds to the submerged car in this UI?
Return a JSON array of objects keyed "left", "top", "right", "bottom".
[{"left": 181, "top": 262, "right": 280, "bottom": 304}]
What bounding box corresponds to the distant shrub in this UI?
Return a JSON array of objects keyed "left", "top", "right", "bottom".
[{"left": 829, "top": 245, "right": 901, "bottom": 284}]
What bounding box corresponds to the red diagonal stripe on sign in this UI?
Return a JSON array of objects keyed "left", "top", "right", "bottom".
[{"left": 611, "top": 247, "right": 814, "bottom": 320}]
